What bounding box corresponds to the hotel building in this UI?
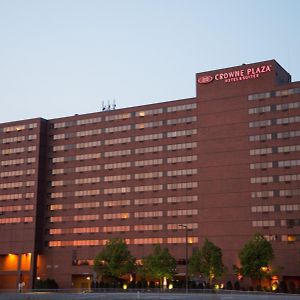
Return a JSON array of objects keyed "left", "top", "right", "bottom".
[{"left": 0, "top": 60, "right": 299, "bottom": 289}]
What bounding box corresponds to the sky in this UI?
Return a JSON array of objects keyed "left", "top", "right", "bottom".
[{"left": 0, "top": 0, "right": 300, "bottom": 123}]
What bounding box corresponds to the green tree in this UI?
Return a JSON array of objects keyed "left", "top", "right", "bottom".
[
  {"left": 189, "top": 238, "right": 225, "bottom": 284},
  {"left": 142, "top": 245, "right": 176, "bottom": 286},
  {"left": 235, "top": 234, "right": 274, "bottom": 283},
  {"left": 94, "top": 238, "right": 136, "bottom": 284}
]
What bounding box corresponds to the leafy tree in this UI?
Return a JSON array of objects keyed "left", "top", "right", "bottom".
[
  {"left": 141, "top": 245, "right": 176, "bottom": 286},
  {"left": 94, "top": 238, "right": 136, "bottom": 283},
  {"left": 189, "top": 238, "right": 225, "bottom": 284},
  {"left": 235, "top": 234, "right": 274, "bottom": 283}
]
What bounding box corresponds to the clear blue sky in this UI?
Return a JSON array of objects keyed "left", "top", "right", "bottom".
[{"left": 1, "top": 0, "right": 300, "bottom": 123}]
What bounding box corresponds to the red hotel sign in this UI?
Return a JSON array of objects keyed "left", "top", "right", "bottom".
[{"left": 198, "top": 64, "right": 272, "bottom": 84}]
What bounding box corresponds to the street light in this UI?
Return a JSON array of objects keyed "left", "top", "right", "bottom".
[{"left": 178, "top": 224, "right": 188, "bottom": 293}]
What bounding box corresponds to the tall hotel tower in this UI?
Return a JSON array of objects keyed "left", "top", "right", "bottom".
[{"left": 0, "top": 60, "right": 299, "bottom": 289}]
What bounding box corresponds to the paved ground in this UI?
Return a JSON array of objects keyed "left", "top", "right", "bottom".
[{"left": 0, "top": 292, "right": 299, "bottom": 300}]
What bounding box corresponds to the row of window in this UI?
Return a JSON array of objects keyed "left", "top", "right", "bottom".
[
  {"left": 47, "top": 236, "right": 199, "bottom": 247},
  {"left": 250, "top": 159, "right": 300, "bottom": 169},
  {"left": 54, "top": 117, "right": 102, "bottom": 128},
  {"left": 251, "top": 189, "right": 300, "bottom": 199},
  {"left": 49, "top": 223, "right": 198, "bottom": 235},
  {"left": 50, "top": 189, "right": 199, "bottom": 200},
  {"left": 248, "top": 87, "right": 300, "bottom": 101},
  {"left": 61, "top": 158, "right": 177, "bottom": 173},
  {"left": 136, "top": 121, "right": 163, "bottom": 130},
  {"left": 248, "top": 101, "right": 300, "bottom": 114},
  {"left": 0, "top": 204, "right": 34, "bottom": 212},
  {"left": 0, "top": 181, "right": 35, "bottom": 189},
  {"left": 51, "top": 143, "right": 197, "bottom": 164},
  {"left": 52, "top": 103, "right": 197, "bottom": 129},
  {"left": 1, "top": 157, "right": 36, "bottom": 166},
  {"left": 54, "top": 129, "right": 102, "bottom": 140},
  {"left": 48, "top": 196, "right": 198, "bottom": 210},
  {"left": 249, "top": 116, "right": 300, "bottom": 128},
  {"left": 1, "top": 146, "right": 36, "bottom": 155},
  {"left": 251, "top": 174, "right": 300, "bottom": 184},
  {"left": 1, "top": 134, "right": 37, "bottom": 144},
  {"left": 0, "top": 169, "right": 35, "bottom": 178},
  {"left": 249, "top": 130, "right": 300, "bottom": 142},
  {"left": 49, "top": 209, "right": 198, "bottom": 223},
  {"left": 250, "top": 145, "right": 300, "bottom": 155},
  {"left": 0, "top": 123, "right": 37, "bottom": 133},
  {"left": 51, "top": 130, "right": 197, "bottom": 152},
  {"left": 53, "top": 117, "right": 197, "bottom": 138},
  {"left": 0, "top": 217, "right": 33, "bottom": 224}
]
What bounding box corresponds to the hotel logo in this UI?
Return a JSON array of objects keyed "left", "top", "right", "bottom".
[{"left": 198, "top": 64, "right": 272, "bottom": 84}]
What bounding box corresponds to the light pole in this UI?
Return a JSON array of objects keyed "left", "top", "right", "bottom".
[{"left": 179, "top": 224, "right": 188, "bottom": 293}]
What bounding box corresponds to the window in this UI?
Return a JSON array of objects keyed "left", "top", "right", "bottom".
[
  {"left": 134, "top": 185, "right": 163, "bottom": 192},
  {"left": 105, "top": 125, "right": 131, "bottom": 133},
  {"left": 74, "top": 190, "right": 100, "bottom": 196},
  {"left": 76, "top": 153, "right": 101, "bottom": 160},
  {"left": 279, "top": 174, "right": 300, "bottom": 182},
  {"left": 277, "top": 130, "right": 300, "bottom": 139},
  {"left": 167, "top": 182, "right": 198, "bottom": 190},
  {"left": 249, "top": 120, "right": 271, "bottom": 128},
  {"left": 104, "top": 162, "right": 131, "bottom": 170},
  {"left": 76, "top": 129, "right": 101, "bottom": 137},
  {"left": 167, "top": 155, "right": 197, "bottom": 164},
  {"left": 133, "top": 238, "right": 162, "bottom": 244},
  {"left": 278, "top": 145, "right": 300, "bottom": 153},
  {"left": 249, "top": 133, "right": 272, "bottom": 142},
  {"left": 275, "top": 87, "right": 300, "bottom": 97},
  {"left": 250, "top": 162, "right": 272, "bottom": 170},
  {"left": 75, "top": 165, "right": 101, "bottom": 173},
  {"left": 249, "top": 148, "right": 272, "bottom": 156},
  {"left": 103, "top": 226, "right": 130, "bottom": 232},
  {"left": 135, "top": 108, "right": 163, "bottom": 117},
  {"left": 134, "top": 172, "right": 162, "bottom": 180},
  {"left": 167, "top": 169, "right": 197, "bottom": 176},
  {"left": 104, "top": 174, "right": 131, "bottom": 182},
  {"left": 134, "top": 211, "right": 163, "bottom": 218},
  {"left": 104, "top": 149, "right": 131, "bottom": 157},
  {"left": 135, "top": 133, "right": 163, "bottom": 142},
  {"left": 167, "top": 195, "right": 198, "bottom": 203},
  {"left": 248, "top": 106, "right": 271, "bottom": 114},
  {"left": 250, "top": 176, "right": 274, "bottom": 184},
  {"left": 135, "top": 121, "right": 163, "bottom": 129},
  {"left": 252, "top": 220, "right": 275, "bottom": 227},
  {"left": 167, "top": 103, "right": 197, "bottom": 112},
  {"left": 167, "top": 116, "right": 197, "bottom": 125},
  {"left": 105, "top": 137, "right": 131, "bottom": 145},
  {"left": 76, "top": 117, "right": 102, "bottom": 125},
  {"left": 103, "top": 213, "right": 130, "bottom": 220},
  {"left": 134, "top": 197, "right": 163, "bottom": 205},
  {"left": 76, "top": 141, "right": 101, "bottom": 149},
  {"left": 251, "top": 205, "right": 275, "bottom": 213},
  {"left": 251, "top": 190, "right": 274, "bottom": 198},
  {"left": 167, "top": 129, "right": 197, "bottom": 138},
  {"left": 135, "top": 159, "right": 163, "bottom": 167},
  {"left": 103, "top": 200, "right": 130, "bottom": 207},
  {"left": 167, "top": 142, "right": 197, "bottom": 151},
  {"left": 103, "top": 187, "right": 131, "bottom": 194},
  {"left": 105, "top": 113, "right": 131, "bottom": 121},
  {"left": 248, "top": 92, "right": 271, "bottom": 101},
  {"left": 167, "top": 209, "right": 198, "bottom": 217},
  {"left": 135, "top": 146, "right": 163, "bottom": 154},
  {"left": 134, "top": 224, "right": 163, "bottom": 231}
]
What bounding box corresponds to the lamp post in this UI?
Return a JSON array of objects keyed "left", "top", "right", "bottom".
[{"left": 179, "top": 224, "right": 188, "bottom": 293}]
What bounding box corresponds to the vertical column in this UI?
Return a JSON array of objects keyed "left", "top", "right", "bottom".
[{"left": 17, "top": 254, "right": 22, "bottom": 290}]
